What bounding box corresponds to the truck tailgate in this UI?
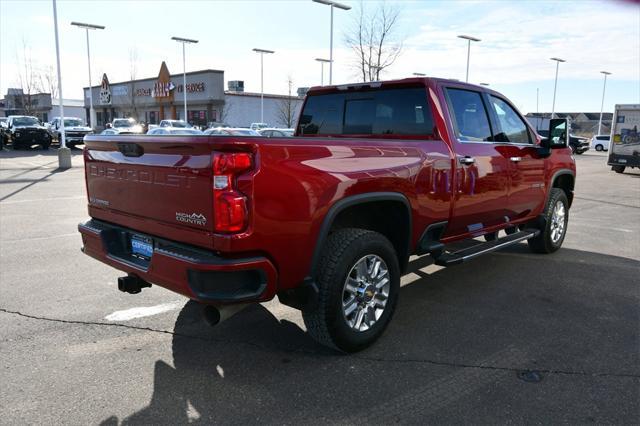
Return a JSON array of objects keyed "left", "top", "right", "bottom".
[{"left": 84, "top": 136, "right": 214, "bottom": 245}]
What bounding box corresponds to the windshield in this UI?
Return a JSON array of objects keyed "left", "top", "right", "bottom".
[
  {"left": 64, "top": 119, "right": 83, "bottom": 127},
  {"left": 169, "top": 129, "right": 203, "bottom": 135},
  {"left": 169, "top": 121, "right": 189, "bottom": 128},
  {"left": 113, "top": 119, "right": 134, "bottom": 127},
  {"left": 13, "top": 117, "right": 39, "bottom": 126}
]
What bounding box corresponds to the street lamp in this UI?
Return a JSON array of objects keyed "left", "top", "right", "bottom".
[
  {"left": 550, "top": 57, "right": 566, "bottom": 119},
  {"left": 413, "top": 72, "right": 426, "bottom": 77},
  {"left": 312, "top": 0, "right": 351, "bottom": 85},
  {"left": 71, "top": 21, "right": 105, "bottom": 129},
  {"left": 253, "top": 48, "right": 275, "bottom": 123},
  {"left": 52, "top": 0, "right": 71, "bottom": 168},
  {"left": 457, "top": 35, "right": 481, "bottom": 83},
  {"left": 172, "top": 36, "right": 198, "bottom": 123},
  {"left": 315, "top": 58, "right": 331, "bottom": 85},
  {"left": 598, "top": 71, "right": 611, "bottom": 135}
]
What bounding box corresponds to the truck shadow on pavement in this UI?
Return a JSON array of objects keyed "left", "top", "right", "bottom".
[{"left": 101, "top": 246, "right": 640, "bottom": 424}]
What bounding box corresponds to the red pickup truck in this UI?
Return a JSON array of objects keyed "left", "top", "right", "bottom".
[{"left": 79, "top": 77, "right": 575, "bottom": 352}]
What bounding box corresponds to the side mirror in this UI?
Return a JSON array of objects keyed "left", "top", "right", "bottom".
[{"left": 541, "top": 118, "right": 568, "bottom": 149}]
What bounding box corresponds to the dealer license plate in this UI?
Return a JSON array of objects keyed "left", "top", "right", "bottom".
[{"left": 131, "top": 235, "right": 153, "bottom": 258}]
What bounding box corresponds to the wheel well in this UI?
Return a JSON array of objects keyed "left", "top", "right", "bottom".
[
  {"left": 330, "top": 200, "right": 411, "bottom": 272},
  {"left": 552, "top": 173, "right": 574, "bottom": 207}
]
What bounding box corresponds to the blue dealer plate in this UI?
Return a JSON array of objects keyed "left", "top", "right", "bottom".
[{"left": 131, "top": 235, "right": 153, "bottom": 258}]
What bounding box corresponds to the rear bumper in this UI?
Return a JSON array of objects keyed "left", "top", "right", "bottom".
[{"left": 78, "top": 219, "right": 278, "bottom": 304}]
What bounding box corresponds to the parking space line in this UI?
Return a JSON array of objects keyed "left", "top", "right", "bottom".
[
  {"left": 2, "top": 233, "right": 79, "bottom": 243},
  {"left": 0, "top": 195, "right": 85, "bottom": 205},
  {"left": 104, "top": 301, "right": 184, "bottom": 322}
]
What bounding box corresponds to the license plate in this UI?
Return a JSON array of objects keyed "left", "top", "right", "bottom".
[{"left": 131, "top": 235, "right": 153, "bottom": 258}]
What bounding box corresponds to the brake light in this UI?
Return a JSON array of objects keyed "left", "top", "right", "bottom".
[{"left": 213, "top": 152, "right": 253, "bottom": 233}]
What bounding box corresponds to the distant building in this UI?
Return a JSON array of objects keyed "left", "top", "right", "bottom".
[
  {"left": 1, "top": 89, "right": 84, "bottom": 123},
  {"left": 50, "top": 99, "right": 86, "bottom": 120},
  {"left": 83, "top": 63, "right": 303, "bottom": 129},
  {"left": 526, "top": 112, "right": 613, "bottom": 137}
]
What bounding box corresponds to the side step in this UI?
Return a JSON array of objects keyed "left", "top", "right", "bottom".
[{"left": 434, "top": 229, "right": 540, "bottom": 266}]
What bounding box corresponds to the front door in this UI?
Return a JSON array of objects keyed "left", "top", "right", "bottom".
[
  {"left": 485, "top": 95, "right": 546, "bottom": 221},
  {"left": 442, "top": 87, "right": 511, "bottom": 238}
]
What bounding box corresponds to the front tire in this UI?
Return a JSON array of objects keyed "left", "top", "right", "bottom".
[
  {"left": 302, "top": 228, "right": 400, "bottom": 353},
  {"left": 595, "top": 144, "right": 604, "bottom": 152},
  {"left": 528, "top": 188, "right": 569, "bottom": 254}
]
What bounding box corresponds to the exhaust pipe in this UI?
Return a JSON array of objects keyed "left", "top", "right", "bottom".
[
  {"left": 202, "top": 303, "right": 251, "bottom": 326},
  {"left": 117, "top": 275, "right": 152, "bottom": 294}
]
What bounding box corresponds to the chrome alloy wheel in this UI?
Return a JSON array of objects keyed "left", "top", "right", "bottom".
[
  {"left": 342, "top": 255, "right": 390, "bottom": 332},
  {"left": 550, "top": 200, "right": 566, "bottom": 243}
]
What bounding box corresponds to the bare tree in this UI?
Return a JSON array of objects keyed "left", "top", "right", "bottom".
[
  {"left": 37, "top": 64, "right": 58, "bottom": 100},
  {"left": 277, "top": 76, "right": 296, "bottom": 128},
  {"left": 219, "top": 101, "right": 232, "bottom": 124},
  {"left": 15, "top": 39, "right": 41, "bottom": 116},
  {"left": 344, "top": 1, "right": 404, "bottom": 82}
]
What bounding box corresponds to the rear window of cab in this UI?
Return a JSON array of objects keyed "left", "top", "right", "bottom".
[{"left": 298, "top": 87, "right": 435, "bottom": 137}]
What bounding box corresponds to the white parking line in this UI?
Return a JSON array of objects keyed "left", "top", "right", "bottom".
[
  {"left": 2, "top": 233, "right": 78, "bottom": 243},
  {"left": 104, "top": 301, "right": 184, "bottom": 322}
]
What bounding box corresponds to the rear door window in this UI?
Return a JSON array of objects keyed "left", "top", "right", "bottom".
[
  {"left": 299, "top": 88, "right": 434, "bottom": 136},
  {"left": 445, "top": 88, "right": 493, "bottom": 142}
]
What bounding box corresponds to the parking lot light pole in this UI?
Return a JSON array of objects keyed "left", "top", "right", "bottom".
[
  {"left": 71, "top": 21, "right": 104, "bottom": 130},
  {"left": 550, "top": 57, "right": 565, "bottom": 119},
  {"left": 458, "top": 35, "right": 481, "bottom": 83},
  {"left": 315, "top": 58, "right": 330, "bottom": 85},
  {"left": 598, "top": 71, "right": 611, "bottom": 135},
  {"left": 52, "top": 0, "right": 71, "bottom": 169},
  {"left": 312, "top": 0, "right": 351, "bottom": 85},
  {"left": 253, "top": 48, "right": 274, "bottom": 123},
  {"left": 172, "top": 36, "right": 198, "bottom": 123}
]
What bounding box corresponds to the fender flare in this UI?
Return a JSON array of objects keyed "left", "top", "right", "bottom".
[
  {"left": 308, "top": 192, "right": 412, "bottom": 279},
  {"left": 548, "top": 169, "right": 575, "bottom": 207}
]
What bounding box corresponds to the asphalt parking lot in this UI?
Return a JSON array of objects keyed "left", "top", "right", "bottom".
[{"left": 1, "top": 147, "right": 638, "bottom": 424}]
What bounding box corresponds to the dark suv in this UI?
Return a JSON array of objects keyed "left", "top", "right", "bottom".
[{"left": 6, "top": 116, "right": 51, "bottom": 150}]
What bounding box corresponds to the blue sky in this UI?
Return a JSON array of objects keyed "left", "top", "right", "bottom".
[{"left": 1, "top": 0, "right": 638, "bottom": 114}]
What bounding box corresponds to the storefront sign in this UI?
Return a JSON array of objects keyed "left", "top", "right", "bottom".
[
  {"left": 99, "top": 73, "right": 111, "bottom": 105},
  {"left": 112, "top": 86, "right": 128, "bottom": 97},
  {"left": 135, "top": 88, "right": 152, "bottom": 97},
  {"left": 177, "top": 82, "right": 205, "bottom": 93},
  {"left": 153, "top": 61, "right": 174, "bottom": 102}
]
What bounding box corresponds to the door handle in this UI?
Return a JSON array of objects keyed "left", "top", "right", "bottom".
[
  {"left": 459, "top": 156, "right": 475, "bottom": 165},
  {"left": 510, "top": 156, "right": 522, "bottom": 162}
]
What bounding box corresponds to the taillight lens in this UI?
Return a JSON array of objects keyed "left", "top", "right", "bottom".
[{"left": 213, "top": 152, "right": 253, "bottom": 233}]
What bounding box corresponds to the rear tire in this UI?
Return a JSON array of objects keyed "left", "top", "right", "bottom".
[
  {"left": 595, "top": 144, "right": 604, "bottom": 152},
  {"left": 302, "top": 228, "right": 400, "bottom": 353},
  {"left": 528, "top": 188, "right": 569, "bottom": 254},
  {"left": 612, "top": 165, "right": 625, "bottom": 174}
]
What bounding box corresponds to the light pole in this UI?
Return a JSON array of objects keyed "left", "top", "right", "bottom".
[
  {"left": 413, "top": 72, "right": 426, "bottom": 77},
  {"left": 550, "top": 57, "right": 565, "bottom": 119},
  {"left": 253, "top": 48, "right": 274, "bottom": 123},
  {"left": 458, "top": 35, "right": 480, "bottom": 83},
  {"left": 71, "top": 21, "right": 105, "bottom": 129},
  {"left": 172, "top": 36, "right": 198, "bottom": 123},
  {"left": 52, "top": 0, "right": 71, "bottom": 168},
  {"left": 536, "top": 88, "right": 539, "bottom": 114},
  {"left": 315, "top": 58, "right": 331, "bottom": 85},
  {"left": 598, "top": 71, "right": 611, "bottom": 135},
  {"left": 312, "top": 0, "right": 351, "bottom": 85}
]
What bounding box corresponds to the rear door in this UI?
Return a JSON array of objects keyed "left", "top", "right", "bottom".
[
  {"left": 485, "top": 94, "right": 546, "bottom": 221},
  {"left": 442, "top": 87, "right": 511, "bottom": 237}
]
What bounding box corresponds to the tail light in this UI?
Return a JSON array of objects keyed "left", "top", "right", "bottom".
[{"left": 212, "top": 152, "right": 253, "bottom": 233}]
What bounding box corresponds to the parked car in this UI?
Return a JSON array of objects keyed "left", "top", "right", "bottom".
[
  {"left": 146, "top": 127, "right": 203, "bottom": 135},
  {"left": 207, "top": 121, "right": 230, "bottom": 129},
  {"left": 100, "top": 128, "right": 135, "bottom": 136},
  {"left": 80, "top": 77, "right": 575, "bottom": 352},
  {"left": 49, "top": 117, "right": 93, "bottom": 148},
  {"left": 159, "top": 119, "right": 191, "bottom": 128},
  {"left": 590, "top": 134, "right": 610, "bottom": 152},
  {"left": 0, "top": 118, "right": 7, "bottom": 149},
  {"left": 259, "top": 128, "right": 295, "bottom": 137},
  {"left": 569, "top": 134, "right": 590, "bottom": 154},
  {"left": 109, "top": 118, "right": 143, "bottom": 134},
  {"left": 5, "top": 115, "right": 51, "bottom": 150},
  {"left": 250, "top": 122, "right": 269, "bottom": 131},
  {"left": 204, "top": 127, "right": 260, "bottom": 136}
]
